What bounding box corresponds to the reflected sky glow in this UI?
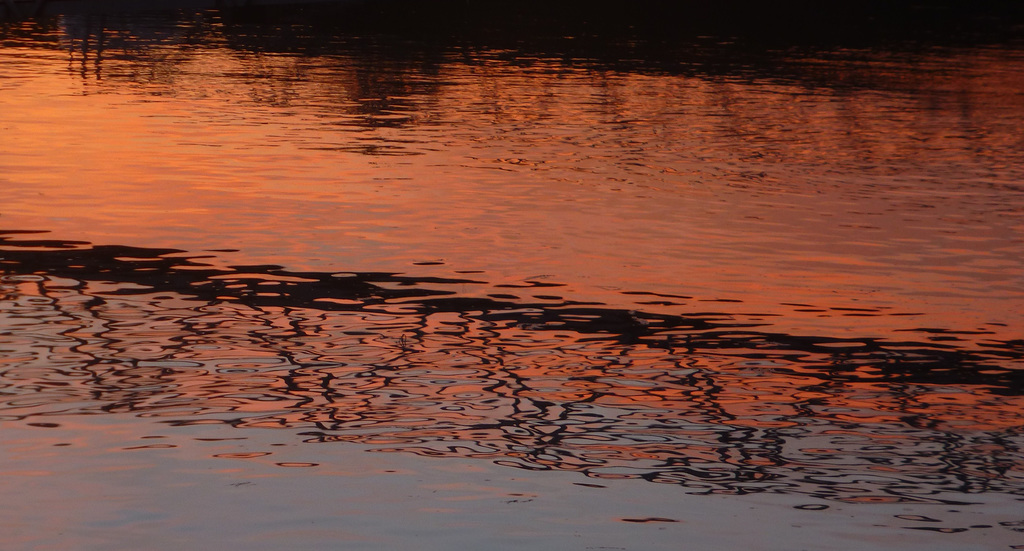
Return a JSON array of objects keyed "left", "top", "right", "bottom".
[
  {"left": 2, "top": 20, "right": 1021, "bottom": 341},
  {"left": 1, "top": 6, "right": 1023, "bottom": 549}
]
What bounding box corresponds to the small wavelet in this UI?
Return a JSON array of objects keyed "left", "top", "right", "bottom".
[{"left": 1, "top": 232, "right": 1022, "bottom": 506}]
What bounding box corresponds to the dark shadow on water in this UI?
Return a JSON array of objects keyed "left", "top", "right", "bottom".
[
  {"left": 7, "top": 0, "right": 1023, "bottom": 44},
  {"left": 4, "top": 0, "right": 1022, "bottom": 150},
  {"left": 4, "top": 1, "right": 1023, "bottom": 81},
  {"left": 1, "top": 230, "right": 1020, "bottom": 391},
  {"left": 2, "top": 230, "right": 1022, "bottom": 504}
]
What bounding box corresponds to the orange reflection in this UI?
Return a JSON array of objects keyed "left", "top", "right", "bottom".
[
  {"left": 2, "top": 30, "right": 1021, "bottom": 346},
  {"left": 1, "top": 15, "right": 1023, "bottom": 506}
]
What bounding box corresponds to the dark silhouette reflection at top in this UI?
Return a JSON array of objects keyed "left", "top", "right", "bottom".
[
  {"left": 6, "top": 2, "right": 1024, "bottom": 97},
  {"left": 2, "top": 230, "right": 1022, "bottom": 504},
  {"left": 4, "top": 2, "right": 1020, "bottom": 167}
]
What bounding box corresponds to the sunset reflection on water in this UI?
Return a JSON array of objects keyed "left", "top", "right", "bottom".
[
  {"left": 1, "top": 4, "right": 1023, "bottom": 549},
  {"left": 3, "top": 14, "right": 1022, "bottom": 341}
]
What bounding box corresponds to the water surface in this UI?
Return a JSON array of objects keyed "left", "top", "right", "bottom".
[{"left": 1, "top": 3, "right": 1023, "bottom": 549}]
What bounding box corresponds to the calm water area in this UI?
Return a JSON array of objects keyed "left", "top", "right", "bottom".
[{"left": 1, "top": 2, "right": 1023, "bottom": 549}]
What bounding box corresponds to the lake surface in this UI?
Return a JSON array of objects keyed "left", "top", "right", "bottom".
[{"left": 1, "top": 2, "right": 1023, "bottom": 549}]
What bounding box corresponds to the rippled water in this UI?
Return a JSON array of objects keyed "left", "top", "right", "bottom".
[{"left": 1, "top": 3, "right": 1023, "bottom": 549}]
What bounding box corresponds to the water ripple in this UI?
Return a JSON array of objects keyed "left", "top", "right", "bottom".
[{"left": 2, "top": 232, "right": 1021, "bottom": 504}]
